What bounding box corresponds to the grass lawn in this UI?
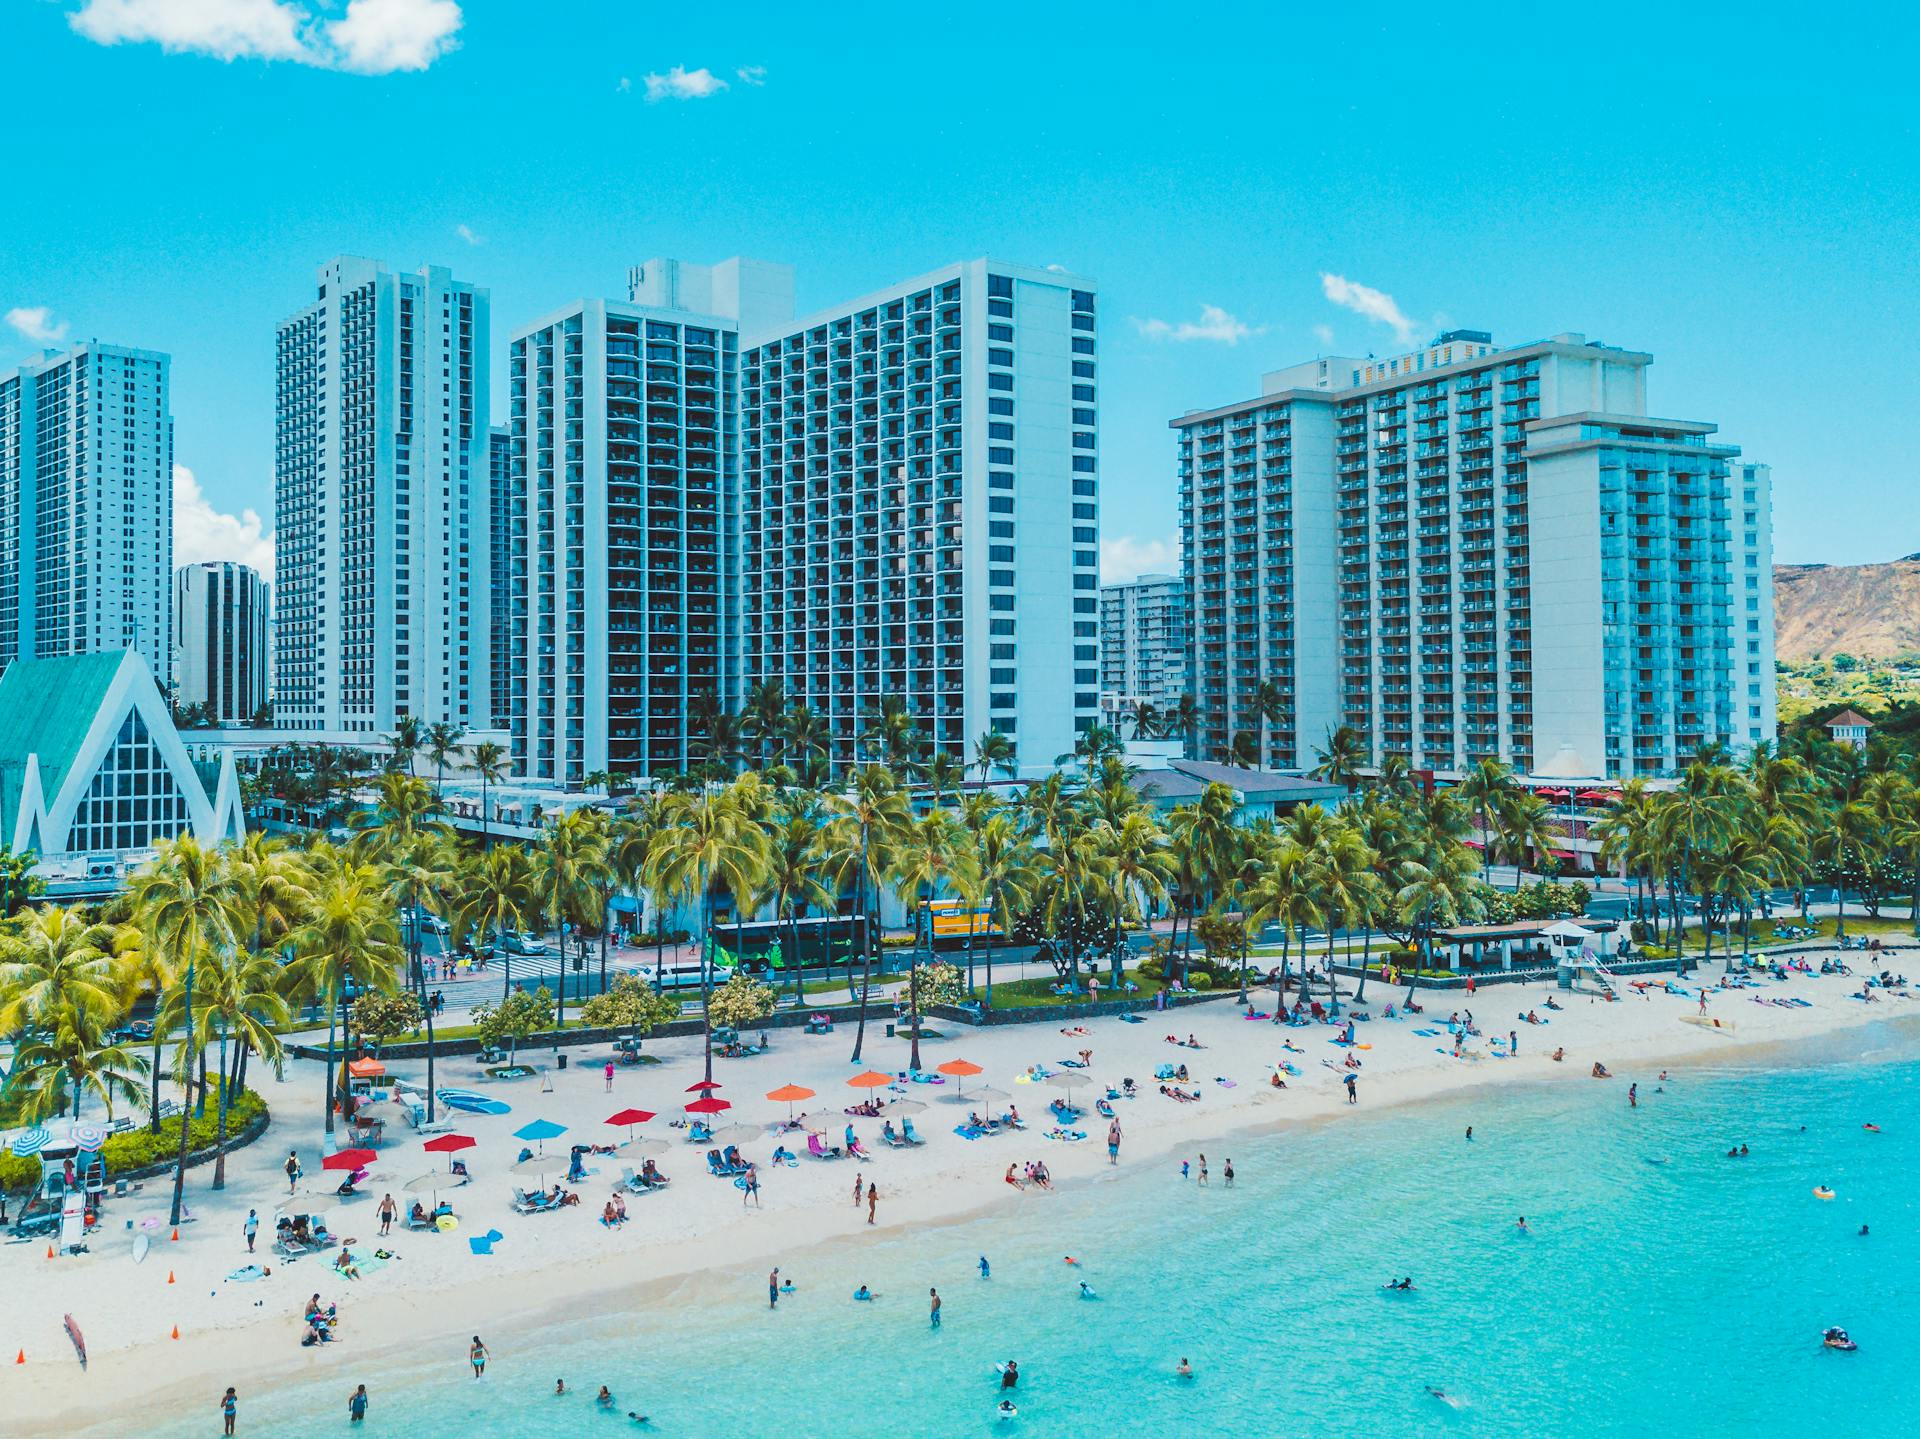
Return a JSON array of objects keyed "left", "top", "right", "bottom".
[
  {"left": 987, "top": 968, "right": 1166, "bottom": 1009},
  {"left": 1667, "top": 912, "right": 1915, "bottom": 955}
]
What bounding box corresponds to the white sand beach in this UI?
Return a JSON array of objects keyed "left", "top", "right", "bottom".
[{"left": 6, "top": 964, "right": 1916, "bottom": 1432}]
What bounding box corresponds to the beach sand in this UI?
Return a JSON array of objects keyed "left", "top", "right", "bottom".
[{"left": 5, "top": 964, "right": 1914, "bottom": 1432}]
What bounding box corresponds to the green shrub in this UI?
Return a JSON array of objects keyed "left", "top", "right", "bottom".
[
  {"left": 0, "top": 1088, "right": 270, "bottom": 1192},
  {"left": 1188, "top": 971, "right": 1213, "bottom": 990},
  {"left": 1136, "top": 955, "right": 1163, "bottom": 981}
]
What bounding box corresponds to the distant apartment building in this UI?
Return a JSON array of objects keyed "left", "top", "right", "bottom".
[
  {"left": 0, "top": 343, "right": 174, "bottom": 690},
  {"left": 274, "top": 256, "right": 489, "bottom": 736},
  {"left": 1099, "top": 573, "right": 1186, "bottom": 730},
  {"left": 1174, "top": 331, "right": 1773, "bottom": 777},
  {"left": 738, "top": 260, "right": 1099, "bottom": 774},
  {"left": 174, "top": 561, "right": 269, "bottom": 723}
]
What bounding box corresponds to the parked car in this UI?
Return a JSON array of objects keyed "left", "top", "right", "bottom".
[{"left": 499, "top": 931, "right": 550, "bottom": 956}]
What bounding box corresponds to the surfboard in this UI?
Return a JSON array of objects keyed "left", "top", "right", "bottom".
[
  {"left": 132, "top": 1231, "right": 150, "bottom": 1265},
  {"left": 1680, "top": 1015, "right": 1737, "bottom": 1033},
  {"left": 63, "top": 1314, "right": 86, "bottom": 1368}
]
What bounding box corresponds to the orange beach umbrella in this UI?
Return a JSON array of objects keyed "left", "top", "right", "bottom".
[
  {"left": 846, "top": 1071, "right": 893, "bottom": 1090},
  {"left": 766, "top": 1083, "right": 816, "bottom": 1122},
  {"left": 936, "top": 1060, "right": 983, "bottom": 1077}
]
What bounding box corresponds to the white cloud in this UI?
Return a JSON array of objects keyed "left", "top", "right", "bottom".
[
  {"left": 643, "top": 65, "right": 727, "bottom": 102},
  {"left": 6, "top": 306, "right": 69, "bottom": 344},
  {"left": 616, "top": 75, "right": 631, "bottom": 93},
  {"left": 1319, "top": 272, "right": 1417, "bottom": 345},
  {"left": 456, "top": 222, "right": 481, "bottom": 246},
  {"left": 734, "top": 64, "right": 765, "bottom": 86},
  {"left": 174, "top": 464, "right": 275, "bottom": 580},
  {"left": 1101, "top": 535, "right": 1178, "bottom": 585},
  {"left": 1312, "top": 323, "right": 1335, "bottom": 347},
  {"left": 66, "top": 0, "right": 461, "bottom": 74},
  {"left": 1131, "top": 304, "right": 1262, "bottom": 345}
]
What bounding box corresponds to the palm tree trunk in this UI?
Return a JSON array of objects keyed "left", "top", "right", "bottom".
[
  {"left": 907, "top": 960, "right": 922, "bottom": 1072},
  {"left": 148, "top": 1026, "right": 164, "bottom": 1135},
  {"left": 322, "top": 985, "right": 339, "bottom": 1137},
  {"left": 850, "top": 829, "right": 875, "bottom": 1063},
  {"left": 700, "top": 894, "right": 716, "bottom": 1083},
  {"left": 788, "top": 905, "right": 804, "bottom": 1012},
  {"left": 212, "top": 1026, "right": 232, "bottom": 1190},
  {"left": 983, "top": 882, "right": 998, "bottom": 1007},
  {"left": 167, "top": 961, "right": 196, "bottom": 1228},
  {"left": 423, "top": 996, "right": 437, "bottom": 1125}
]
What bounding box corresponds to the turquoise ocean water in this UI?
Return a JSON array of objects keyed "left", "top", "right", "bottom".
[{"left": 143, "top": 1020, "right": 1917, "bottom": 1438}]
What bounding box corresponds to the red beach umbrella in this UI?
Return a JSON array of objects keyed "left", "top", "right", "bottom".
[
  {"left": 322, "top": 1148, "right": 377, "bottom": 1172},
  {"left": 605, "top": 1108, "right": 656, "bottom": 1141},
  {"left": 422, "top": 1134, "right": 476, "bottom": 1154},
  {"left": 685, "top": 1079, "right": 723, "bottom": 1093},
  {"left": 685, "top": 1096, "right": 732, "bottom": 1116}
]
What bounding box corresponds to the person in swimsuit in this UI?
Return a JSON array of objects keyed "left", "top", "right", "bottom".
[
  {"left": 347, "top": 1384, "right": 369, "bottom": 1423},
  {"left": 219, "top": 1388, "right": 238, "bottom": 1435},
  {"left": 1000, "top": 1360, "right": 1019, "bottom": 1390},
  {"left": 469, "top": 1337, "right": 489, "bottom": 1377}
]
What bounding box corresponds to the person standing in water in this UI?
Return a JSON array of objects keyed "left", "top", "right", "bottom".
[
  {"left": 1107, "top": 1118, "right": 1122, "bottom": 1165},
  {"left": 978, "top": 1255, "right": 991, "bottom": 1279},
  {"left": 347, "top": 1384, "right": 369, "bottom": 1424},
  {"left": 768, "top": 1267, "right": 781, "bottom": 1309},
  {"left": 1000, "top": 1360, "right": 1019, "bottom": 1390},
  {"left": 1196, "top": 1154, "right": 1209, "bottom": 1186},
  {"left": 930, "top": 1287, "right": 942, "bottom": 1327},
  {"left": 1629, "top": 1082, "right": 1638, "bottom": 1108},
  {"left": 469, "top": 1336, "right": 490, "bottom": 1378},
  {"left": 853, "top": 1174, "right": 863, "bottom": 1208},
  {"left": 219, "top": 1387, "right": 238, "bottom": 1435},
  {"left": 1223, "top": 1158, "right": 1235, "bottom": 1187}
]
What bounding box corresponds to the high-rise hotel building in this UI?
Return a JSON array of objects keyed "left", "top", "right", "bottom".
[
  {"left": 275, "top": 257, "right": 489, "bottom": 735},
  {"left": 488, "top": 423, "right": 515, "bottom": 730},
  {"left": 1175, "top": 332, "right": 1772, "bottom": 777},
  {"left": 738, "top": 261, "right": 1100, "bottom": 772},
  {"left": 0, "top": 343, "right": 174, "bottom": 689},
  {"left": 1099, "top": 573, "right": 1187, "bottom": 725}
]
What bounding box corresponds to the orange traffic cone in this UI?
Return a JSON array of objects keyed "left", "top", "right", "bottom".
[
  {"left": 166, "top": 1270, "right": 175, "bottom": 1284},
  {"left": 170, "top": 1228, "right": 179, "bottom": 1242},
  {"left": 170, "top": 1324, "right": 179, "bottom": 1340},
  {"left": 45, "top": 1244, "right": 54, "bottom": 1259},
  {"left": 14, "top": 1349, "right": 23, "bottom": 1364}
]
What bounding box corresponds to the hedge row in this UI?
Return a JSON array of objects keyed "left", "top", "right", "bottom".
[{"left": 0, "top": 1088, "right": 270, "bottom": 1194}]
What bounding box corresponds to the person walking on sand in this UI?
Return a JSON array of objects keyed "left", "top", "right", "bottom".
[
  {"left": 604, "top": 1061, "right": 615, "bottom": 1093},
  {"left": 347, "top": 1384, "right": 369, "bottom": 1424},
  {"left": 378, "top": 1193, "right": 396, "bottom": 1236},
  {"left": 769, "top": 1267, "right": 781, "bottom": 1309},
  {"left": 742, "top": 1163, "right": 761, "bottom": 1208},
  {"left": 1345, "top": 1072, "right": 1358, "bottom": 1104},
  {"left": 219, "top": 1387, "right": 238, "bottom": 1435},
  {"left": 244, "top": 1209, "right": 259, "bottom": 1253},
  {"left": 1107, "top": 1119, "right": 1122, "bottom": 1166},
  {"left": 868, "top": 1183, "right": 878, "bottom": 1225},
  {"left": 285, "top": 1150, "right": 301, "bottom": 1195},
  {"left": 853, "top": 1174, "right": 864, "bottom": 1208},
  {"left": 469, "top": 1336, "right": 490, "bottom": 1378},
  {"left": 930, "top": 1287, "right": 942, "bottom": 1327},
  {"left": 1510, "top": 1029, "right": 1518, "bottom": 1057}
]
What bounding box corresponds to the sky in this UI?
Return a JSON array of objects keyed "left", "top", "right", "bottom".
[{"left": 2, "top": 0, "right": 1915, "bottom": 584}]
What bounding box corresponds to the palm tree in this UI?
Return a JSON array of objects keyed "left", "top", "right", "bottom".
[
  {"left": 888, "top": 809, "right": 978, "bottom": 1070},
  {"left": 1165, "top": 782, "right": 1237, "bottom": 985},
  {"left": 1493, "top": 792, "right": 1558, "bottom": 886},
  {"left": 1591, "top": 779, "right": 1659, "bottom": 941},
  {"left": 1164, "top": 695, "right": 1201, "bottom": 757},
  {"left": 925, "top": 751, "right": 966, "bottom": 811},
  {"left": 645, "top": 784, "right": 769, "bottom": 1081},
  {"left": 742, "top": 680, "right": 788, "bottom": 769},
  {"left": 972, "top": 729, "right": 1016, "bottom": 785},
  {"left": 1098, "top": 809, "right": 1172, "bottom": 986},
  {"left": 1393, "top": 846, "right": 1480, "bottom": 1004},
  {"left": 968, "top": 810, "right": 1038, "bottom": 1003},
  {"left": 764, "top": 802, "right": 836, "bottom": 1011},
  {"left": 1127, "top": 700, "right": 1161, "bottom": 741},
  {"left": 388, "top": 714, "right": 423, "bottom": 775},
  {"left": 4, "top": 1013, "right": 146, "bottom": 1123},
  {"left": 0, "top": 905, "right": 124, "bottom": 1038},
  {"left": 1454, "top": 757, "right": 1513, "bottom": 887},
  {"left": 380, "top": 833, "right": 457, "bottom": 1122},
  {"left": 1817, "top": 797, "right": 1881, "bottom": 941},
  {"left": 161, "top": 945, "right": 288, "bottom": 1187},
  {"left": 531, "top": 809, "right": 612, "bottom": 1031},
  {"left": 452, "top": 844, "right": 538, "bottom": 1000},
  {"left": 1705, "top": 833, "right": 1775, "bottom": 971},
  {"left": 824, "top": 765, "right": 910, "bottom": 1062},
  {"left": 1245, "top": 679, "right": 1287, "bottom": 764},
  {"left": 292, "top": 854, "right": 403, "bottom": 1135},
  {"left": 423, "top": 721, "right": 467, "bottom": 803},
  {"left": 468, "top": 740, "right": 509, "bottom": 849},
  {"left": 1245, "top": 838, "right": 1322, "bottom": 1012},
  {"left": 783, "top": 705, "right": 829, "bottom": 770},
  {"left": 1311, "top": 724, "right": 1366, "bottom": 795},
  {"left": 129, "top": 835, "right": 235, "bottom": 1226}
]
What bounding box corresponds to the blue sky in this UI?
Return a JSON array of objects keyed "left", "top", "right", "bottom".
[{"left": 3, "top": 1, "right": 1915, "bottom": 580}]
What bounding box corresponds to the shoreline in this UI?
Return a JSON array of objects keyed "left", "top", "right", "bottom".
[{"left": 10, "top": 968, "right": 1917, "bottom": 1434}]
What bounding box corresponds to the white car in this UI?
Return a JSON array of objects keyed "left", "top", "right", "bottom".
[{"left": 499, "top": 931, "right": 550, "bottom": 956}]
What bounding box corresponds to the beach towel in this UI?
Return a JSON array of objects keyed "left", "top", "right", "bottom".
[
  {"left": 1045, "top": 1129, "right": 1087, "bottom": 1142},
  {"left": 467, "top": 1228, "right": 503, "bottom": 1256},
  {"left": 1412, "top": 1028, "right": 1440, "bottom": 1037},
  {"left": 226, "top": 1265, "right": 269, "bottom": 1283},
  {"left": 952, "top": 1125, "right": 988, "bottom": 1140}
]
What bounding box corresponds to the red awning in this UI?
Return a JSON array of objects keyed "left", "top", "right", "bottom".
[
  {"left": 1575, "top": 790, "right": 1615, "bottom": 804},
  {"left": 1549, "top": 849, "right": 1578, "bottom": 862},
  {"left": 1463, "top": 839, "right": 1485, "bottom": 849}
]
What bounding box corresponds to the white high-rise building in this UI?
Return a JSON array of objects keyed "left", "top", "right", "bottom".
[
  {"left": 274, "top": 257, "right": 489, "bottom": 735},
  {"left": 174, "top": 561, "right": 269, "bottom": 724},
  {"left": 1099, "top": 573, "right": 1186, "bottom": 728},
  {"left": 0, "top": 343, "right": 174, "bottom": 690},
  {"left": 508, "top": 278, "right": 757, "bottom": 785},
  {"left": 488, "top": 423, "right": 515, "bottom": 731},
  {"left": 738, "top": 261, "right": 1100, "bottom": 773},
  {"left": 1175, "top": 331, "right": 1773, "bottom": 777}
]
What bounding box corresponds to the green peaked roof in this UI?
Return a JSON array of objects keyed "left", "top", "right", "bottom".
[{"left": 0, "top": 651, "right": 130, "bottom": 803}]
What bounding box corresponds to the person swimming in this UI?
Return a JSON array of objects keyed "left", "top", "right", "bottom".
[
  {"left": 1078, "top": 1281, "right": 1099, "bottom": 1299},
  {"left": 997, "top": 1400, "right": 1019, "bottom": 1419},
  {"left": 853, "top": 1285, "right": 874, "bottom": 1301},
  {"left": 555, "top": 1380, "right": 567, "bottom": 1395},
  {"left": 1176, "top": 1357, "right": 1193, "bottom": 1378},
  {"left": 596, "top": 1387, "right": 615, "bottom": 1408},
  {"left": 1428, "top": 1386, "right": 1464, "bottom": 1409}
]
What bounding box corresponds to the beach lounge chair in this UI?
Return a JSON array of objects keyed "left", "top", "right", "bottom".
[
  {"left": 847, "top": 1135, "right": 873, "bottom": 1159},
  {"left": 880, "top": 1121, "right": 908, "bottom": 1148},
  {"left": 404, "top": 1210, "right": 438, "bottom": 1232},
  {"left": 689, "top": 1122, "right": 715, "bottom": 1145},
  {"left": 901, "top": 1118, "right": 925, "bottom": 1146},
  {"left": 806, "top": 1133, "right": 844, "bottom": 1160},
  {"left": 706, "top": 1149, "right": 727, "bottom": 1176},
  {"left": 721, "top": 1145, "right": 747, "bottom": 1171}
]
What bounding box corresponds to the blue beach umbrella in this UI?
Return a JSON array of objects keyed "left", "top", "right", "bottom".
[
  {"left": 8, "top": 1125, "right": 52, "bottom": 1157},
  {"left": 513, "top": 1119, "right": 567, "bottom": 1155}
]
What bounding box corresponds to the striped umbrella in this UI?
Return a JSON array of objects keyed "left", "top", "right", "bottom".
[
  {"left": 69, "top": 1123, "right": 106, "bottom": 1153},
  {"left": 8, "top": 1125, "right": 52, "bottom": 1157}
]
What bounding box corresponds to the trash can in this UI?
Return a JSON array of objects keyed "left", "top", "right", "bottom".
[
  {"left": 557, "top": 1053, "right": 568, "bottom": 1070},
  {"left": 885, "top": 1022, "right": 895, "bottom": 1038}
]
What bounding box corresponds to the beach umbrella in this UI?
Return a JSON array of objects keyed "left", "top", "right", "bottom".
[
  {"left": 685, "top": 1079, "right": 723, "bottom": 1094},
  {"left": 8, "top": 1125, "right": 51, "bottom": 1157},
  {"left": 401, "top": 1172, "right": 445, "bottom": 1195},
  {"left": 1046, "top": 1072, "right": 1092, "bottom": 1091},
  {"left": 708, "top": 1122, "right": 758, "bottom": 1144},
  {"left": 685, "top": 1096, "right": 732, "bottom": 1116},
  {"left": 605, "top": 1108, "right": 656, "bottom": 1142},
  {"left": 796, "top": 1110, "right": 840, "bottom": 1132},
  {"left": 879, "top": 1098, "right": 926, "bottom": 1117},
  {"left": 322, "top": 1147, "right": 378, "bottom": 1172},
  {"left": 846, "top": 1070, "right": 892, "bottom": 1091},
  {"left": 969, "top": 1086, "right": 1010, "bottom": 1103},
  {"left": 513, "top": 1119, "right": 567, "bottom": 1155},
  {"left": 936, "top": 1057, "right": 984, "bottom": 1101},
  {"left": 509, "top": 1155, "right": 555, "bottom": 1184},
  {"left": 422, "top": 1134, "right": 476, "bottom": 1170},
  {"left": 68, "top": 1123, "right": 106, "bottom": 1153},
  {"left": 625, "top": 1137, "right": 670, "bottom": 1158},
  {"left": 765, "top": 1084, "right": 815, "bottom": 1122}
]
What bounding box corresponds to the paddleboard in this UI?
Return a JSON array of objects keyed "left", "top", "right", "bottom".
[
  {"left": 64, "top": 1314, "right": 86, "bottom": 1368},
  {"left": 132, "top": 1231, "right": 150, "bottom": 1265},
  {"left": 1680, "top": 1015, "right": 1737, "bottom": 1033}
]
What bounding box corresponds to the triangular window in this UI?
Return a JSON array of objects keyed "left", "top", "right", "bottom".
[{"left": 63, "top": 709, "right": 191, "bottom": 854}]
